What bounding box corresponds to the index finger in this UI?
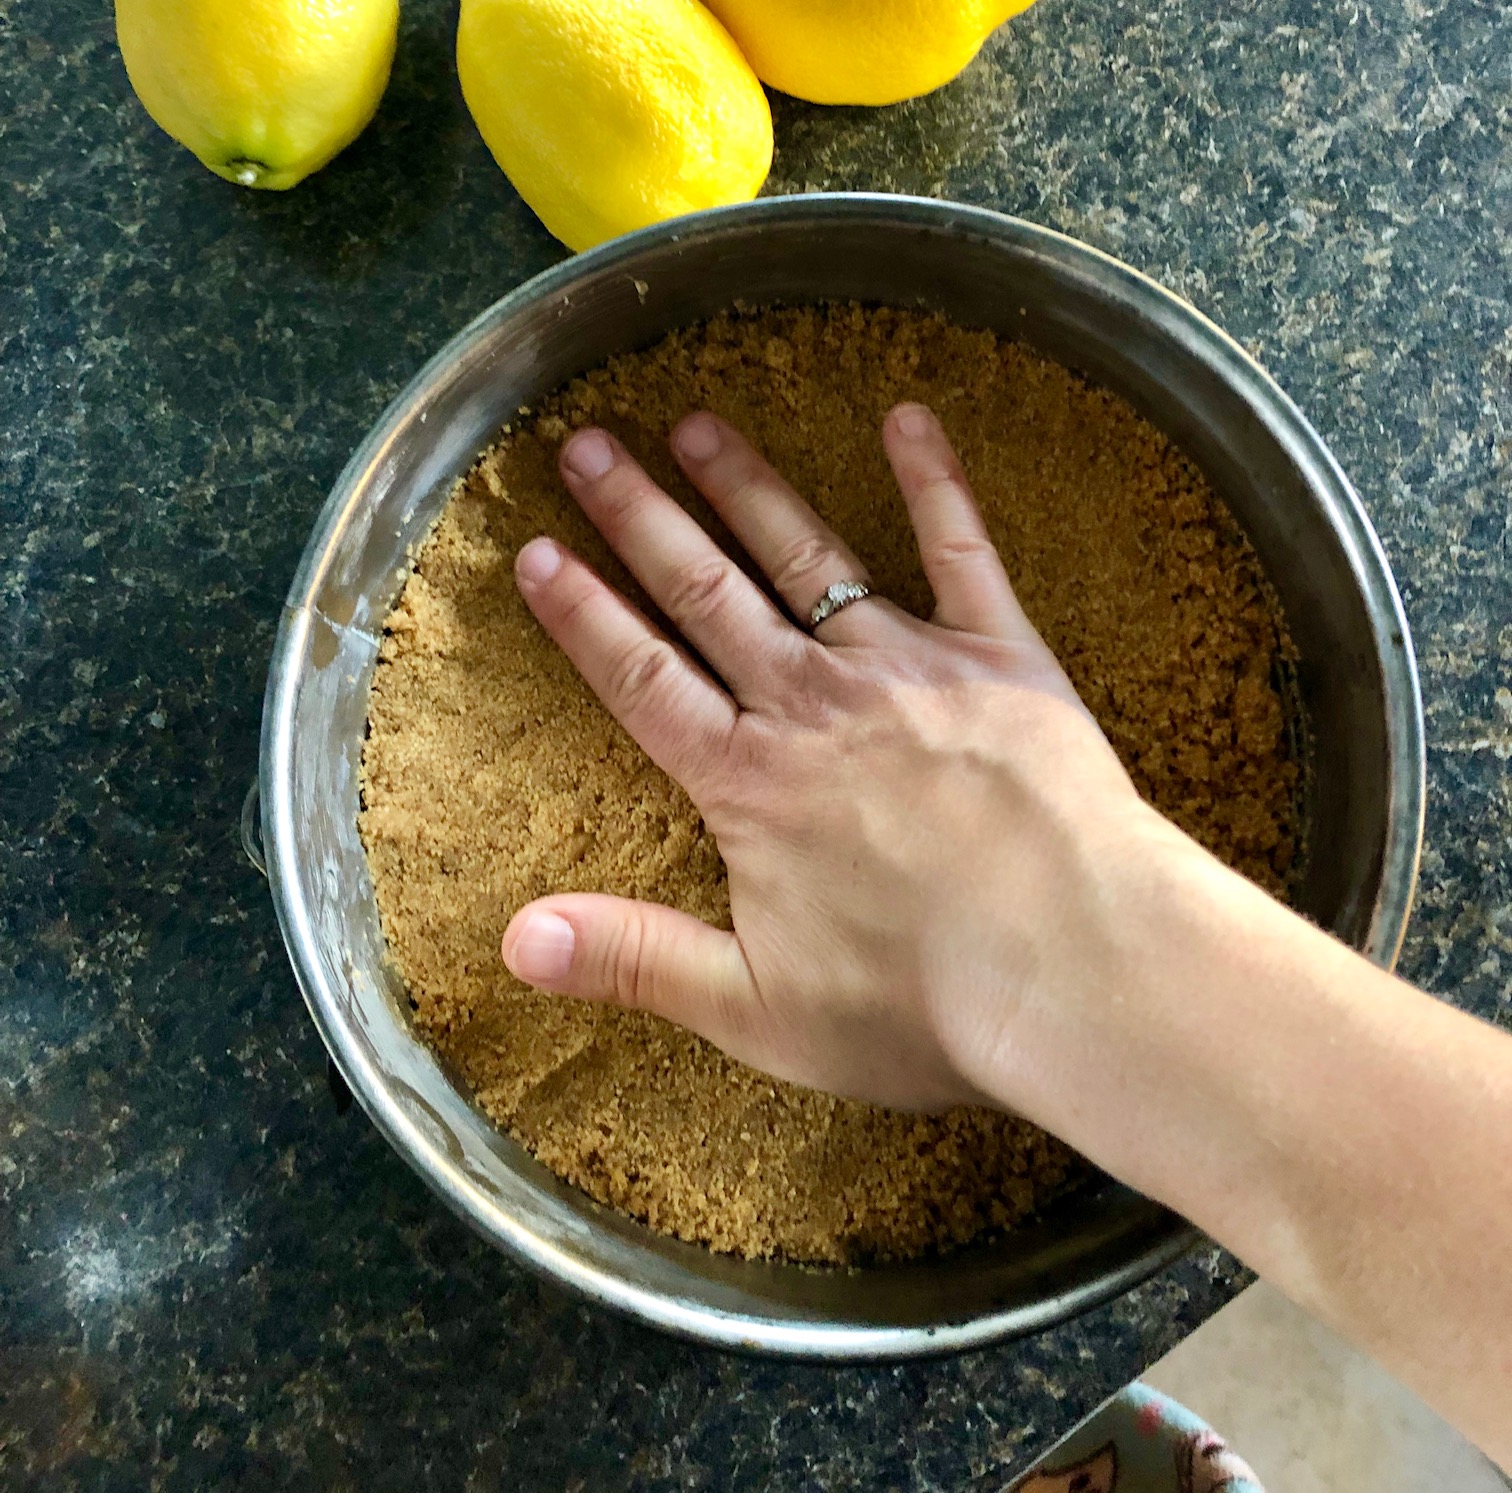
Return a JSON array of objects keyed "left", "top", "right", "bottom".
[
  {"left": 559, "top": 428, "right": 806, "bottom": 704},
  {"left": 514, "top": 536, "right": 738, "bottom": 793}
]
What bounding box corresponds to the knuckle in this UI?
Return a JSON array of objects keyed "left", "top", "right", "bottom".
[
  {"left": 929, "top": 532, "right": 1000, "bottom": 572},
  {"left": 592, "top": 471, "right": 653, "bottom": 526},
  {"left": 721, "top": 467, "right": 768, "bottom": 512},
  {"left": 663, "top": 558, "right": 740, "bottom": 630},
  {"left": 606, "top": 914, "right": 655, "bottom": 1012},
  {"left": 606, "top": 636, "right": 679, "bottom": 708},
  {"left": 915, "top": 472, "right": 973, "bottom": 515},
  {"left": 919, "top": 460, "right": 970, "bottom": 494},
  {"left": 553, "top": 573, "right": 600, "bottom": 630},
  {"left": 772, "top": 533, "right": 843, "bottom": 597}
]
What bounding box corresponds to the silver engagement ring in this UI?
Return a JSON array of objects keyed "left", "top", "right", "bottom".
[{"left": 808, "top": 579, "right": 873, "bottom": 631}]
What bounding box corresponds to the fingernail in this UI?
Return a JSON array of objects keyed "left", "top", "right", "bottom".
[
  {"left": 516, "top": 537, "right": 562, "bottom": 587},
  {"left": 563, "top": 429, "right": 615, "bottom": 481},
  {"left": 894, "top": 404, "right": 934, "bottom": 438},
  {"left": 504, "top": 911, "right": 576, "bottom": 983},
  {"left": 675, "top": 414, "right": 722, "bottom": 462}
]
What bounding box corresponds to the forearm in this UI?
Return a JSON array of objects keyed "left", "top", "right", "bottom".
[
  {"left": 511, "top": 408, "right": 1508, "bottom": 1460},
  {"left": 972, "top": 821, "right": 1512, "bottom": 1467}
]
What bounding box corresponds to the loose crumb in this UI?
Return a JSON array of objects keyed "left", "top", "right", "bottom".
[{"left": 359, "top": 305, "right": 1302, "bottom": 1265}]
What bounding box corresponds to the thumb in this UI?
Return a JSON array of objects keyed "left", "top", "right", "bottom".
[{"left": 500, "top": 893, "right": 759, "bottom": 1048}]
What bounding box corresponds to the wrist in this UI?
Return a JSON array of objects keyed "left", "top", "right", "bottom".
[
  {"left": 923, "top": 786, "right": 1193, "bottom": 1111},
  {"left": 931, "top": 799, "right": 1288, "bottom": 1182}
]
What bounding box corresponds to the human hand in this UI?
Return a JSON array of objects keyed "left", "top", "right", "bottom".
[
  {"left": 501, "top": 404, "right": 1169, "bottom": 1112},
  {"left": 500, "top": 403, "right": 1512, "bottom": 1468}
]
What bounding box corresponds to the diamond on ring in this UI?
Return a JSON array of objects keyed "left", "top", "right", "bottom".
[{"left": 808, "top": 579, "right": 873, "bottom": 630}]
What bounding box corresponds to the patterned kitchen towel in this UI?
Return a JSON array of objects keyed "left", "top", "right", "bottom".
[{"left": 1008, "top": 1383, "right": 1265, "bottom": 1493}]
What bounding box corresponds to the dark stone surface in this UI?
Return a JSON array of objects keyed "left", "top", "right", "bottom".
[{"left": 1, "top": 0, "right": 1506, "bottom": 1486}]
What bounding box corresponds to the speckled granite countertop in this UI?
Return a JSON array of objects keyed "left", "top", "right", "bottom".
[{"left": 2, "top": 0, "right": 1507, "bottom": 1486}]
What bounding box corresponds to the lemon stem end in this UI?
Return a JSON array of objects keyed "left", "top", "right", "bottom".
[{"left": 221, "top": 156, "right": 274, "bottom": 188}]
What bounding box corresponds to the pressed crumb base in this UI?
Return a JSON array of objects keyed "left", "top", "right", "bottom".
[{"left": 359, "top": 305, "right": 1302, "bottom": 1265}]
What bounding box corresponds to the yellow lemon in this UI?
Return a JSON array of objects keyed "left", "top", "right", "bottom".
[
  {"left": 457, "top": 0, "right": 773, "bottom": 253},
  {"left": 116, "top": 0, "right": 399, "bottom": 190},
  {"left": 701, "top": 0, "right": 1033, "bottom": 106}
]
